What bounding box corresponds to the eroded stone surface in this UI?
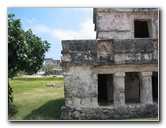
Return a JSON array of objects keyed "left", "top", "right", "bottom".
[
  {"left": 94, "top": 8, "right": 158, "bottom": 39},
  {"left": 61, "top": 39, "right": 158, "bottom": 67},
  {"left": 61, "top": 103, "right": 158, "bottom": 120},
  {"left": 60, "top": 8, "right": 159, "bottom": 120},
  {"left": 63, "top": 66, "right": 98, "bottom": 107}
]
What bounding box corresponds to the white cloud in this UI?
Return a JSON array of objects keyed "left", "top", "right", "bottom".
[
  {"left": 34, "top": 24, "right": 50, "bottom": 33},
  {"left": 22, "top": 17, "right": 96, "bottom": 40},
  {"left": 81, "top": 18, "right": 96, "bottom": 37},
  {"left": 51, "top": 18, "right": 96, "bottom": 40},
  {"left": 22, "top": 17, "right": 38, "bottom": 31},
  {"left": 26, "top": 17, "right": 37, "bottom": 25},
  {"left": 51, "top": 29, "right": 79, "bottom": 40}
]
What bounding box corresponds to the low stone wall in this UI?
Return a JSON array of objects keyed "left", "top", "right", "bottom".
[
  {"left": 44, "top": 70, "right": 62, "bottom": 75},
  {"left": 61, "top": 103, "right": 158, "bottom": 120}
]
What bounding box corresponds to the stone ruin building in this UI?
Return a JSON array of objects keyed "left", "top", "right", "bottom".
[
  {"left": 60, "top": 8, "right": 159, "bottom": 119},
  {"left": 44, "top": 58, "right": 62, "bottom": 75},
  {"left": 37, "top": 58, "right": 62, "bottom": 75}
]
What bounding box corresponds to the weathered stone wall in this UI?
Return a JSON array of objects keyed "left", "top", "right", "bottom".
[
  {"left": 61, "top": 39, "right": 158, "bottom": 119},
  {"left": 63, "top": 66, "right": 98, "bottom": 107},
  {"left": 44, "top": 69, "right": 62, "bottom": 75},
  {"left": 61, "top": 40, "right": 97, "bottom": 66},
  {"left": 61, "top": 39, "right": 158, "bottom": 67},
  {"left": 61, "top": 8, "right": 158, "bottom": 120},
  {"left": 93, "top": 8, "right": 158, "bottom": 39},
  {"left": 61, "top": 103, "right": 158, "bottom": 120}
]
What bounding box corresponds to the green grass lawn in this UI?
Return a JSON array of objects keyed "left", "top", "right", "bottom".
[{"left": 8, "top": 77, "right": 65, "bottom": 120}]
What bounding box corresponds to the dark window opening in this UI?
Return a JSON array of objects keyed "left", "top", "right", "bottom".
[
  {"left": 125, "top": 72, "right": 140, "bottom": 104},
  {"left": 152, "top": 72, "right": 158, "bottom": 103},
  {"left": 98, "top": 74, "right": 113, "bottom": 105},
  {"left": 134, "top": 20, "right": 150, "bottom": 38}
]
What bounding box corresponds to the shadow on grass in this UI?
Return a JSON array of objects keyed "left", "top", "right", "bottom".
[
  {"left": 8, "top": 104, "right": 19, "bottom": 117},
  {"left": 23, "top": 98, "right": 64, "bottom": 120}
]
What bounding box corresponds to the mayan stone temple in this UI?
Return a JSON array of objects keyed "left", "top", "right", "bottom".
[{"left": 60, "top": 8, "right": 159, "bottom": 119}]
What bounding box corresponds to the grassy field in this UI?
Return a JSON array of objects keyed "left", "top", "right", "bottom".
[
  {"left": 8, "top": 77, "right": 64, "bottom": 120},
  {"left": 8, "top": 77, "right": 158, "bottom": 121}
]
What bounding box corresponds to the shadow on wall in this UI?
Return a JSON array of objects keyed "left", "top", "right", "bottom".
[{"left": 23, "top": 98, "right": 64, "bottom": 120}]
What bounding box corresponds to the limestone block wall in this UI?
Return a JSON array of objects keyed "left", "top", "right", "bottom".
[
  {"left": 93, "top": 8, "right": 158, "bottom": 39},
  {"left": 113, "top": 39, "right": 158, "bottom": 64},
  {"left": 61, "top": 39, "right": 158, "bottom": 119},
  {"left": 61, "top": 39, "right": 158, "bottom": 67},
  {"left": 63, "top": 66, "right": 98, "bottom": 107},
  {"left": 60, "top": 8, "right": 158, "bottom": 120},
  {"left": 61, "top": 103, "right": 158, "bottom": 120}
]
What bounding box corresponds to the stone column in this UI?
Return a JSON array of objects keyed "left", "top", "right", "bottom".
[
  {"left": 139, "top": 72, "right": 153, "bottom": 104},
  {"left": 113, "top": 72, "right": 126, "bottom": 105}
]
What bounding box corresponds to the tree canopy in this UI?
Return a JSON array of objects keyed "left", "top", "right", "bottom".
[
  {"left": 8, "top": 14, "right": 50, "bottom": 78},
  {"left": 8, "top": 14, "right": 50, "bottom": 103}
]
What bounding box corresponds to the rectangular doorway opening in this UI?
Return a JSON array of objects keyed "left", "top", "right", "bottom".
[
  {"left": 125, "top": 72, "right": 140, "bottom": 104},
  {"left": 98, "top": 74, "right": 113, "bottom": 106},
  {"left": 134, "top": 20, "right": 151, "bottom": 38},
  {"left": 152, "top": 72, "right": 158, "bottom": 103}
]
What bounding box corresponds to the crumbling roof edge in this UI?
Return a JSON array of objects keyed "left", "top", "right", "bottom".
[{"left": 94, "top": 8, "right": 159, "bottom": 12}]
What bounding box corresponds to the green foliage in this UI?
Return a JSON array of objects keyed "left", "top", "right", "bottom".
[
  {"left": 8, "top": 13, "right": 50, "bottom": 104},
  {"left": 8, "top": 13, "right": 50, "bottom": 78},
  {"left": 8, "top": 83, "right": 13, "bottom": 104},
  {"left": 42, "top": 64, "right": 54, "bottom": 72}
]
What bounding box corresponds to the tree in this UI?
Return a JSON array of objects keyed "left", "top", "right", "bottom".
[
  {"left": 43, "top": 64, "right": 54, "bottom": 73},
  {"left": 8, "top": 14, "right": 50, "bottom": 103}
]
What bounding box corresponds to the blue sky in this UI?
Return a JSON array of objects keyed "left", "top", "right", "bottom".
[{"left": 8, "top": 8, "right": 96, "bottom": 60}]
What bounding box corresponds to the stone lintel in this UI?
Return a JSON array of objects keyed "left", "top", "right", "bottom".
[
  {"left": 140, "top": 72, "right": 152, "bottom": 77},
  {"left": 114, "top": 72, "right": 126, "bottom": 77}
]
